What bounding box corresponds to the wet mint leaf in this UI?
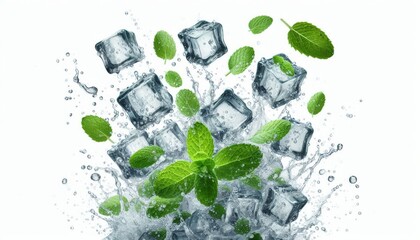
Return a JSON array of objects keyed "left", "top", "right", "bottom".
[
  {"left": 250, "top": 119, "right": 291, "bottom": 144},
  {"left": 165, "top": 70, "right": 182, "bottom": 87},
  {"left": 249, "top": 15, "right": 273, "bottom": 34},
  {"left": 81, "top": 115, "right": 112, "bottom": 142},
  {"left": 248, "top": 232, "right": 263, "bottom": 240},
  {"left": 153, "top": 161, "right": 196, "bottom": 198},
  {"left": 129, "top": 146, "right": 164, "bottom": 169},
  {"left": 146, "top": 196, "right": 182, "bottom": 218},
  {"left": 209, "top": 203, "right": 226, "bottom": 220},
  {"left": 150, "top": 229, "right": 166, "bottom": 240},
  {"left": 273, "top": 55, "right": 295, "bottom": 76},
  {"left": 176, "top": 89, "right": 200, "bottom": 117},
  {"left": 138, "top": 179, "right": 154, "bottom": 198},
  {"left": 281, "top": 19, "right": 334, "bottom": 59},
  {"left": 195, "top": 169, "right": 218, "bottom": 206},
  {"left": 268, "top": 168, "right": 287, "bottom": 185},
  {"left": 307, "top": 91, "right": 326, "bottom": 115},
  {"left": 154, "top": 30, "right": 176, "bottom": 63},
  {"left": 190, "top": 158, "right": 215, "bottom": 174},
  {"left": 187, "top": 122, "right": 214, "bottom": 161},
  {"left": 241, "top": 174, "right": 262, "bottom": 190},
  {"left": 226, "top": 46, "right": 254, "bottom": 76},
  {"left": 234, "top": 218, "right": 251, "bottom": 235},
  {"left": 173, "top": 211, "right": 191, "bottom": 224},
  {"left": 214, "top": 144, "right": 262, "bottom": 180},
  {"left": 98, "top": 195, "right": 128, "bottom": 216}
]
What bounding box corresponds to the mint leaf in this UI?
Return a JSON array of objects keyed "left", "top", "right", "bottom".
[
  {"left": 241, "top": 174, "right": 262, "bottom": 190},
  {"left": 165, "top": 70, "right": 182, "bottom": 87},
  {"left": 154, "top": 30, "right": 176, "bottom": 63},
  {"left": 248, "top": 232, "right": 263, "bottom": 240},
  {"left": 214, "top": 144, "right": 262, "bottom": 180},
  {"left": 250, "top": 120, "right": 291, "bottom": 144},
  {"left": 173, "top": 211, "right": 191, "bottom": 224},
  {"left": 146, "top": 196, "right": 182, "bottom": 218},
  {"left": 138, "top": 179, "right": 154, "bottom": 198},
  {"left": 248, "top": 15, "right": 273, "bottom": 34},
  {"left": 150, "top": 229, "right": 166, "bottom": 240},
  {"left": 195, "top": 169, "right": 218, "bottom": 206},
  {"left": 268, "top": 168, "right": 287, "bottom": 185},
  {"left": 129, "top": 146, "right": 164, "bottom": 169},
  {"left": 273, "top": 55, "right": 295, "bottom": 76},
  {"left": 98, "top": 195, "right": 128, "bottom": 216},
  {"left": 307, "top": 91, "right": 326, "bottom": 115},
  {"left": 176, "top": 89, "right": 200, "bottom": 117},
  {"left": 130, "top": 198, "right": 143, "bottom": 213},
  {"left": 209, "top": 203, "right": 226, "bottom": 220},
  {"left": 226, "top": 46, "right": 254, "bottom": 76},
  {"left": 153, "top": 161, "right": 196, "bottom": 198},
  {"left": 187, "top": 122, "right": 214, "bottom": 161},
  {"left": 190, "top": 158, "right": 215, "bottom": 173},
  {"left": 234, "top": 218, "right": 251, "bottom": 235},
  {"left": 281, "top": 19, "right": 334, "bottom": 59},
  {"left": 81, "top": 115, "right": 112, "bottom": 142}
]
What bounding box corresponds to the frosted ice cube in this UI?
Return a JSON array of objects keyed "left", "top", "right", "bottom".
[
  {"left": 225, "top": 184, "right": 262, "bottom": 226},
  {"left": 253, "top": 54, "right": 307, "bottom": 108},
  {"left": 186, "top": 210, "right": 220, "bottom": 238},
  {"left": 201, "top": 89, "right": 253, "bottom": 140},
  {"left": 95, "top": 29, "right": 144, "bottom": 74},
  {"left": 262, "top": 184, "right": 308, "bottom": 226},
  {"left": 271, "top": 118, "right": 314, "bottom": 160},
  {"left": 118, "top": 73, "right": 173, "bottom": 129},
  {"left": 107, "top": 130, "right": 151, "bottom": 179},
  {"left": 153, "top": 121, "right": 186, "bottom": 157},
  {"left": 178, "top": 20, "right": 228, "bottom": 66}
]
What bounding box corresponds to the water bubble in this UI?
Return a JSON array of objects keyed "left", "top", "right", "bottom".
[
  {"left": 355, "top": 195, "right": 359, "bottom": 199},
  {"left": 90, "top": 173, "right": 101, "bottom": 181},
  {"left": 355, "top": 184, "right": 360, "bottom": 188},
  {"left": 328, "top": 176, "right": 335, "bottom": 182},
  {"left": 319, "top": 169, "right": 326, "bottom": 175},
  {"left": 349, "top": 176, "right": 357, "bottom": 184},
  {"left": 62, "top": 178, "right": 67, "bottom": 184},
  {"left": 81, "top": 165, "right": 86, "bottom": 170},
  {"left": 171, "top": 62, "right": 176, "bottom": 66},
  {"left": 337, "top": 144, "right": 343, "bottom": 150},
  {"left": 66, "top": 52, "right": 70, "bottom": 57},
  {"left": 87, "top": 165, "right": 92, "bottom": 170}
]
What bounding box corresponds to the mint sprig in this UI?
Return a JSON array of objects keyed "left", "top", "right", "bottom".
[
  {"left": 129, "top": 146, "right": 164, "bottom": 169},
  {"left": 176, "top": 89, "right": 200, "bottom": 117},
  {"left": 248, "top": 16, "right": 273, "bottom": 34},
  {"left": 81, "top": 115, "right": 113, "bottom": 143},
  {"left": 154, "top": 30, "right": 176, "bottom": 63},
  {"left": 98, "top": 195, "right": 129, "bottom": 216},
  {"left": 250, "top": 119, "right": 291, "bottom": 144},
  {"left": 307, "top": 91, "right": 326, "bottom": 115},
  {"left": 226, "top": 46, "right": 255, "bottom": 76}
]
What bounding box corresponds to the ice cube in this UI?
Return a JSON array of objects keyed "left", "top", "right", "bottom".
[
  {"left": 253, "top": 54, "right": 307, "bottom": 108},
  {"left": 186, "top": 210, "right": 220, "bottom": 238},
  {"left": 107, "top": 130, "right": 151, "bottom": 178},
  {"left": 95, "top": 29, "right": 144, "bottom": 74},
  {"left": 153, "top": 121, "right": 186, "bottom": 157},
  {"left": 225, "top": 184, "right": 262, "bottom": 226},
  {"left": 118, "top": 73, "right": 173, "bottom": 129},
  {"left": 171, "top": 229, "right": 188, "bottom": 240},
  {"left": 271, "top": 118, "right": 314, "bottom": 160},
  {"left": 201, "top": 89, "right": 253, "bottom": 140},
  {"left": 262, "top": 184, "right": 308, "bottom": 226},
  {"left": 138, "top": 230, "right": 165, "bottom": 240},
  {"left": 178, "top": 20, "right": 228, "bottom": 66}
]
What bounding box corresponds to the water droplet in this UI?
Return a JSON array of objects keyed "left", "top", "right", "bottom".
[
  {"left": 81, "top": 165, "right": 86, "bottom": 170},
  {"left": 62, "top": 178, "right": 67, "bottom": 184},
  {"left": 66, "top": 52, "right": 70, "bottom": 57},
  {"left": 337, "top": 144, "right": 343, "bottom": 150},
  {"left": 319, "top": 169, "right": 326, "bottom": 175},
  {"left": 87, "top": 165, "right": 92, "bottom": 170},
  {"left": 349, "top": 176, "right": 357, "bottom": 184},
  {"left": 355, "top": 184, "right": 360, "bottom": 188},
  {"left": 355, "top": 195, "right": 359, "bottom": 199},
  {"left": 171, "top": 62, "right": 176, "bottom": 66},
  {"left": 328, "top": 176, "right": 335, "bottom": 182},
  {"left": 90, "top": 173, "right": 101, "bottom": 181},
  {"left": 56, "top": 59, "right": 60, "bottom": 63},
  {"left": 346, "top": 113, "right": 354, "bottom": 118},
  {"left": 358, "top": 211, "right": 362, "bottom": 215},
  {"left": 124, "top": 11, "right": 128, "bottom": 15}
]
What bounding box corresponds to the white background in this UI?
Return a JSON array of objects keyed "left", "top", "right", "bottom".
[{"left": 0, "top": 0, "right": 419, "bottom": 239}]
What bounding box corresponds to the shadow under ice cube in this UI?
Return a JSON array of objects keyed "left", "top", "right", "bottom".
[
  {"left": 178, "top": 20, "right": 228, "bottom": 66},
  {"left": 271, "top": 118, "right": 314, "bottom": 160},
  {"left": 117, "top": 73, "right": 173, "bottom": 129},
  {"left": 107, "top": 130, "right": 152, "bottom": 179},
  {"left": 253, "top": 53, "right": 307, "bottom": 108},
  {"left": 153, "top": 121, "right": 186, "bottom": 157},
  {"left": 262, "top": 185, "right": 308, "bottom": 226},
  {"left": 225, "top": 184, "right": 262, "bottom": 226},
  {"left": 200, "top": 89, "right": 253, "bottom": 140},
  {"left": 95, "top": 29, "right": 144, "bottom": 74}
]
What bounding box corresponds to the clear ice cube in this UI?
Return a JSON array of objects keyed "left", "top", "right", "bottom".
[
  {"left": 262, "top": 184, "right": 308, "bottom": 226},
  {"left": 178, "top": 20, "right": 228, "bottom": 66},
  {"left": 225, "top": 184, "right": 262, "bottom": 226},
  {"left": 107, "top": 130, "right": 152, "bottom": 179},
  {"left": 186, "top": 210, "right": 220, "bottom": 238},
  {"left": 153, "top": 121, "right": 186, "bottom": 157},
  {"left": 95, "top": 29, "right": 144, "bottom": 74},
  {"left": 118, "top": 73, "right": 173, "bottom": 129},
  {"left": 171, "top": 229, "right": 188, "bottom": 240},
  {"left": 138, "top": 230, "right": 165, "bottom": 240},
  {"left": 253, "top": 54, "right": 307, "bottom": 108},
  {"left": 201, "top": 89, "right": 253, "bottom": 140},
  {"left": 271, "top": 118, "right": 314, "bottom": 160}
]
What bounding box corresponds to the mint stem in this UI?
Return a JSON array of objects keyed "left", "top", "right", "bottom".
[
  {"left": 280, "top": 19, "right": 292, "bottom": 29},
  {"left": 225, "top": 71, "right": 231, "bottom": 77},
  {"left": 108, "top": 138, "right": 115, "bottom": 144}
]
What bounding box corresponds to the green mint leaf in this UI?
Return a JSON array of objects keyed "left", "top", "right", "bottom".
[
  {"left": 153, "top": 161, "right": 196, "bottom": 198},
  {"left": 146, "top": 196, "right": 182, "bottom": 218},
  {"left": 154, "top": 30, "right": 176, "bottom": 63},
  {"left": 98, "top": 195, "right": 128, "bottom": 216},
  {"left": 250, "top": 119, "right": 292, "bottom": 144},
  {"left": 241, "top": 174, "right": 262, "bottom": 190},
  {"left": 190, "top": 158, "right": 215, "bottom": 173},
  {"left": 165, "top": 70, "right": 182, "bottom": 88},
  {"left": 173, "top": 211, "right": 191, "bottom": 224},
  {"left": 209, "top": 203, "right": 226, "bottom": 220},
  {"left": 234, "top": 218, "right": 251, "bottom": 235},
  {"left": 307, "top": 91, "right": 326, "bottom": 115},
  {"left": 281, "top": 19, "right": 334, "bottom": 59},
  {"left": 150, "top": 229, "right": 167, "bottom": 240},
  {"left": 226, "top": 46, "right": 255, "bottom": 76},
  {"left": 273, "top": 55, "right": 295, "bottom": 76},
  {"left": 248, "top": 232, "right": 263, "bottom": 240},
  {"left": 268, "top": 168, "right": 287, "bottom": 185},
  {"left": 81, "top": 115, "right": 112, "bottom": 142},
  {"left": 138, "top": 179, "right": 155, "bottom": 198},
  {"left": 248, "top": 15, "right": 273, "bottom": 34},
  {"left": 176, "top": 89, "right": 200, "bottom": 117},
  {"left": 187, "top": 122, "right": 214, "bottom": 161},
  {"left": 129, "top": 145, "right": 164, "bottom": 169},
  {"left": 195, "top": 169, "right": 218, "bottom": 206},
  {"left": 214, "top": 144, "right": 262, "bottom": 180}
]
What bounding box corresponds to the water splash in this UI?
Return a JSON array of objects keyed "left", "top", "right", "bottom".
[{"left": 73, "top": 69, "right": 98, "bottom": 96}]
